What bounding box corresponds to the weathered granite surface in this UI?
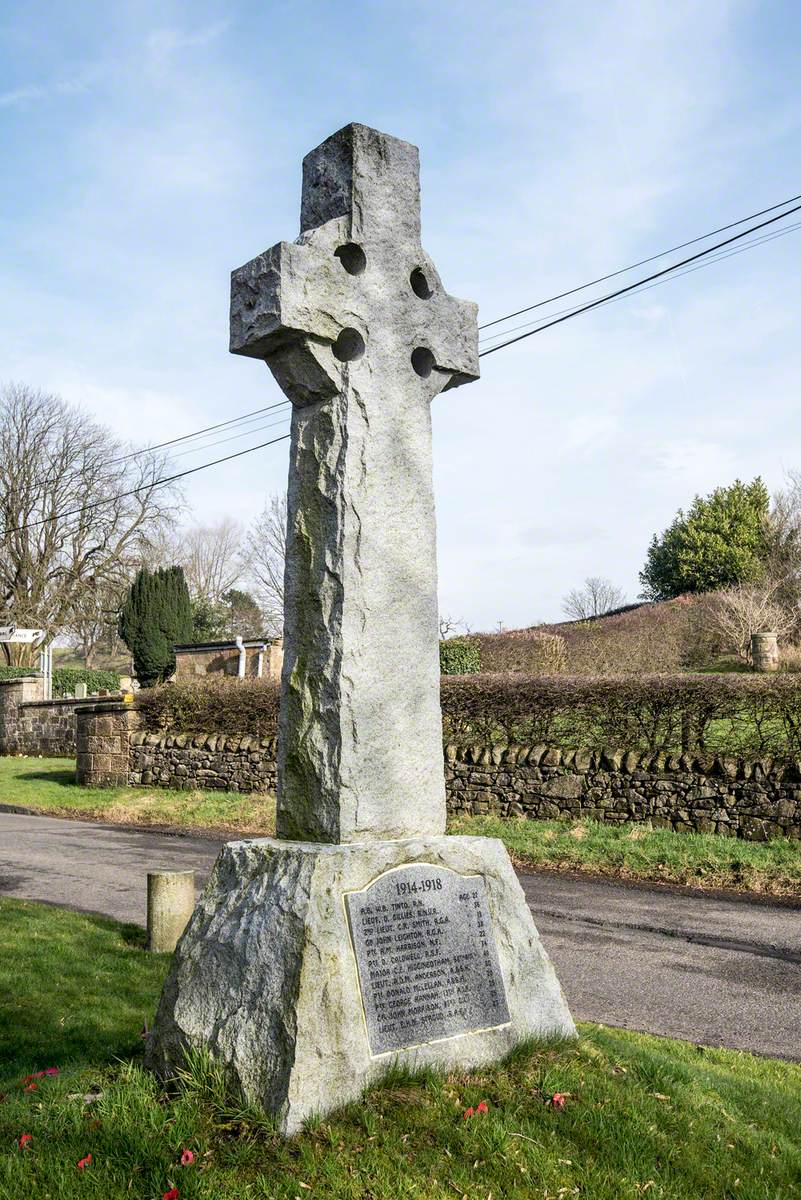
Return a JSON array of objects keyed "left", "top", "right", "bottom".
[
  {"left": 145, "top": 835, "right": 575, "bottom": 1134},
  {"left": 231, "top": 123, "right": 479, "bottom": 844}
]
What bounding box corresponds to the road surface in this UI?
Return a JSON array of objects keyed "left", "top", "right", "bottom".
[{"left": 1, "top": 811, "right": 799, "bottom": 1060}]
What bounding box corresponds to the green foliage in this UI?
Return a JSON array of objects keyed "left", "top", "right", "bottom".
[
  {"left": 439, "top": 637, "right": 481, "bottom": 675},
  {"left": 190, "top": 596, "right": 228, "bottom": 642},
  {"left": 221, "top": 587, "right": 264, "bottom": 638},
  {"left": 118, "top": 566, "right": 193, "bottom": 686},
  {"left": 52, "top": 667, "right": 121, "bottom": 697},
  {"left": 640, "top": 478, "right": 770, "bottom": 601},
  {"left": 0, "top": 666, "right": 38, "bottom": 681},
  {"left": 0, "top": 667, "right": 120, "bottom": 695},
  {"left": 136, "top": 677, "right": 279, "bottom": 736},
  {"left": 189, "top": 590, "right": 265, "bottom": 642}
]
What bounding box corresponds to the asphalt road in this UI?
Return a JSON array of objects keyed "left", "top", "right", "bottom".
[{"left": 2, "top": 811, "right": 799, "bottom": 1061}]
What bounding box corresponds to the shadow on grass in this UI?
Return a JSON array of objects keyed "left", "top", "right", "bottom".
[
  {"left": 16, "top": 767, "right": 77, "bottom": 787},
  {"left": 0, "top": 899, "right": 167, "bottom": 1083}
]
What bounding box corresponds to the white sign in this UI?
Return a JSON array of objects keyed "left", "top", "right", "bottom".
[{"left": 0, "top": 626, "right": 45, "bottom": 644}]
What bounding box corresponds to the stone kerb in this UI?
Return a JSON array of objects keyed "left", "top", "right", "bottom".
[{"left": 75, "top": 702, "right": 141, "bottom": 787}]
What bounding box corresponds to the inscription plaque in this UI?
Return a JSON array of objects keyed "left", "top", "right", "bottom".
[{"left": 345, "top": 863, "right": 511, "bottom": 1056}]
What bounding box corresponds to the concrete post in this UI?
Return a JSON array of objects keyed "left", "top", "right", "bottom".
[
  {"left": 751, "top": 631, "right": 779, "bottom": 672},
  {"left": 147, "top": 871, "right": 196, "bottom": 952}
]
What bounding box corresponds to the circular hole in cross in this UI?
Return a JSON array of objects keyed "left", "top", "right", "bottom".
[
  {"left": 334, "top": 243, "right": 367, "bottom": 275},
  {"left": 410, "top": 267, "right": 433, "bottom": 298},
  {"left": 332, "top": 327, "right": 366, "bottom": 362},
  {"left": 411, "top": 347, "right": 436, "bottom": 377}
]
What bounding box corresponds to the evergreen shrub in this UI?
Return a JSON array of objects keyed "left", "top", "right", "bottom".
[
  {"left": 52, "top": 667, "right": 121, "bottom": 697},
  {"left": 439, "top": 638, "right": 481, "bottom": 674},
  {"left": 119, "top": 566, "right": 193, "bottom": 686},
  {"left": 0, "top": 667, "right": 38, "bottom": 682}
]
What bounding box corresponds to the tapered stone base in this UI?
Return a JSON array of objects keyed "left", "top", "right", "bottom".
[{"left": 145, "top": 835, "right": 575, "bottom": 1135}]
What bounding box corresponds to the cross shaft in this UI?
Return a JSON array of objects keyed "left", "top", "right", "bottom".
[{"left": 231, "top": 123, "right": 479, "bottom": 843}]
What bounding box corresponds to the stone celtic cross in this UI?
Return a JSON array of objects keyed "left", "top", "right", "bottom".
[{"left": 231, "top": 123, "right": 479, "bottom": 843}]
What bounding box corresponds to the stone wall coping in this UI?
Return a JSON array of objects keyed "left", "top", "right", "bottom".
[
  {"left": 21, "top": 696, "right": 122, "bottom": 710},
  {"left": 75, "top": 701, "right": 132, "bottom": 715},
  {"left": 443, "top": 742, "right": 801, "bottom": 781}
]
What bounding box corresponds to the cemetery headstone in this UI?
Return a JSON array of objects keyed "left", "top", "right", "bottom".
[{"left": 146, "top": 123, "right": 574, "bottom": 1134}]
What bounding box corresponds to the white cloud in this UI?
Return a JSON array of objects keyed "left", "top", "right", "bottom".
[{"left": 145, "top": 21, "right": 230, "bottom": 75}]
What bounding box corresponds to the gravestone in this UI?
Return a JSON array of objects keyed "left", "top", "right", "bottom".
[{"left": 146, "top": 123, "right": 574, "bottom": 1134}]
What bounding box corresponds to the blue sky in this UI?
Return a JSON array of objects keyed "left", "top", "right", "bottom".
[{"left": 1, "top": 0, "right": 800, "bottom": 629}]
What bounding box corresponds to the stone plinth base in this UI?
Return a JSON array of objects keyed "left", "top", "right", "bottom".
[{"left": 145, "top": 835, "right": 575, "bottom": 1135}]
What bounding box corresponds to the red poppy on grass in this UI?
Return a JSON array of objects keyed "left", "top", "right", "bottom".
[
  {"left": 163, "top": 1189, "right": 180, "bottom": 1200},
  {"left": 21, "top": 1069, "right": 58, "bottom": 1084},
  {"left": 549, "top": 1093, "right": 567, "bottom": 1109},
  {"left": 476, "top": 1101, "right": 489, "bottom": 1114},
  {"left": 23, "top": 1083, "right": 37, "bottom": 1093},
  {"left": 462, "top": 1106, "right": 474, "bottom": 1120},
  {"left": 77, "top": 1154, "right": 92, "bottom": 1169},
  {"left": 180, "top": 1149, "right": 195, "bottom": 1166},
  {"left": 18, "top": 1133, "right": 32, "bottom": 1149}
]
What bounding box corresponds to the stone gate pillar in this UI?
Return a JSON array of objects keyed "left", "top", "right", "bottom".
[{"left": 76, "top": 701, "right": 140, "bottom": 787}]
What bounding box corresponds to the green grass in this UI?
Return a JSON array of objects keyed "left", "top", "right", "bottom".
[
  {"left": 1, "top": 898, "right": 801, "bottom": 1200},
  {"left": 0, "top": 755, "right": 276, "bottom": 835},
  {"left": 4, "top": 756, "right": 801, "bottom": 898},
  {"left": 449, "top": 813, "right": 801, "bottom": 898}
]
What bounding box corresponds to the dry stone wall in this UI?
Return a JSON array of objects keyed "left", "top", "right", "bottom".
[
  {"left": 72, "top": 707, "right": 801, "bottom": 841},
  {"left": 128, "top": 731, "right": 278, "bottom": 794},
  {"left": 0, "top": 677, "right": 93, "bottom": 757},
  {"left": 444, "top": 744, "right": 801, "bottom": 841}
]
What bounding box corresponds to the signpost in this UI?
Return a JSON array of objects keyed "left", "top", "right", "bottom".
[{"left": 0, "top": 626, "right": 50, "bottom": 698}]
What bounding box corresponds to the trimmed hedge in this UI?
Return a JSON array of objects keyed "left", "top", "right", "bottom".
[
  {"left": 135, "top": 673, "right": 801, "bottom": 761},
  {"left": 52, "top": 668, "right": 121, "bottom": 698},
  {"left": 137, "top": 678, "right": 279, "bottom": 736},
  {"left": 0, "top": 667, "right": 121, "bottom": 696},
  {"left": 439, "top": 638, "right": 481, "bottom": 675},
  {"left": 440, "top": 673, "right": 801, "bottom": 757}
]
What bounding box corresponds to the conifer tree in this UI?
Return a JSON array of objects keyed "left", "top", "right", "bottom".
[{"left": 119, "top": 566, "right": 193, "bottom": 686}]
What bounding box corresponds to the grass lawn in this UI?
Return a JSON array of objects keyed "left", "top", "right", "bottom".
[
  {"left": 3, "top": 755, "right": 801, "bottom": 899},
  {"left": 0, "top": 755, "right": 276, "bottom": 836},
  {"left": 1, "top": 898, "right": 800, "bottom": 1200},
  {"left": 448, "top": 813, "right": 801, "bottom": 899}
]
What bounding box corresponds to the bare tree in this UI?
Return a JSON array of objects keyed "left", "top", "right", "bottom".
[
  {"left": 172, "top": 518, "right": 244, "bottom": 603},
  {"left": 243, "top": 493, "right": 287, "bottom": 636},
  {"left": 65, "top": 566, "right": 138, "bottom": 667},
  {"left": 0, "top": 383, "right": 179, "bottom": 665},
  {"left": 701, "top": 582, "right": 797, "bottom": 664},
  {"left": 439, "top": 614, "right": 471, "bottom": 639},
  {"left": 562, "top": 576, "right": 626, "bottom": 622}
]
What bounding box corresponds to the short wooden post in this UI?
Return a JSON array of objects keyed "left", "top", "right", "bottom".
[{"left": 147, "top": 871, "right": 196, "bottom": 952}]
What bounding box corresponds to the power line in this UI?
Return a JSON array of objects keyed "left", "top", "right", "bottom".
[
  {"left": 105, "top": 190, "right": 801, "bottom": 465},
  {"left": 479, "top": 190, "right": 801, "bottom": 332},
  {"left": 167, "top": 414, "right": 290, "bottom": 461},
  {"left": 479, "top": 198, "right": 801, "bottom": 358},
  {"left": 109, "top": 399, "right": 291, "bottom": 464},
  {"left": 478, "top": 219, "right": 801, "bottom": 348},
  {"left": 3, "top": 433, "right": 292, "bottom": 537}
]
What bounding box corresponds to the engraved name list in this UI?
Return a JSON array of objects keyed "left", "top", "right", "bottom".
[{"left": 345, "top": 864, "right": 511, "bottom": 1056}]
